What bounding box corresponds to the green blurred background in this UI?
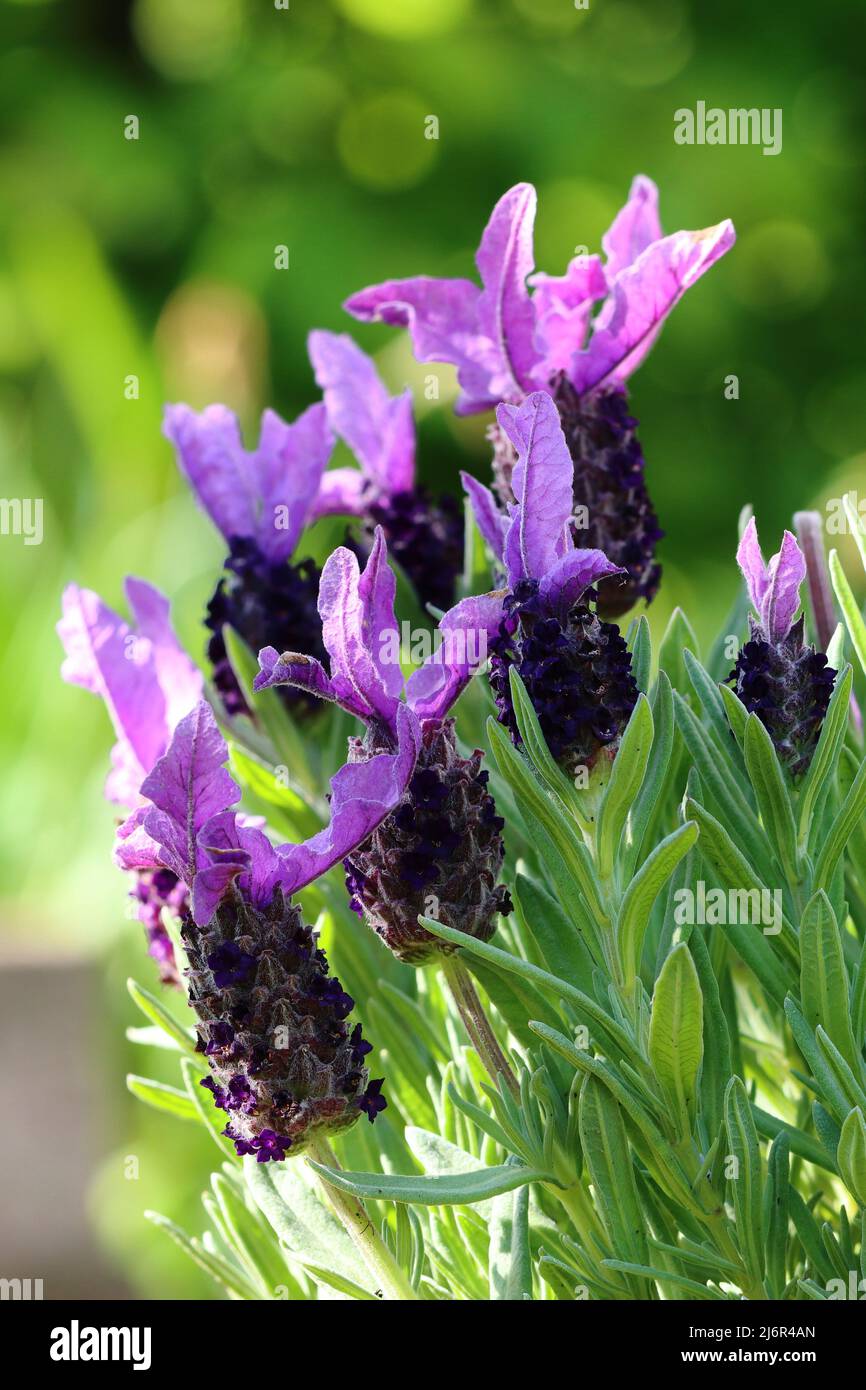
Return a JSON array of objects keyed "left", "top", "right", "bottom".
[{"left": 1, "top": 0, "right": 864, "bottom": 1296}]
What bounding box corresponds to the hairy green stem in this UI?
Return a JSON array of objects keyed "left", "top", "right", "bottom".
[
  {"left": 307, "top": 1137, "right": 419, "bottom": 1301},
  {"left": 441, "top": 952, "right": 520, "bottom": 1098}
]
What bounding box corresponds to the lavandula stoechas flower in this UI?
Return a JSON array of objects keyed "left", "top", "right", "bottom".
[
  {"left": 129, "top": 699, "right": 418, "bottom": 1158},
  {"left": 346, "top": 178, "right": 735, "bottom": 616},
  {"left": 58, "top": 579, "right": 202, "bottom": 983},
  {"left": 255, "top": 529, "right": 511, "bottom": 963},
  {"left": 464, "top": 393, "right": 639, "bottom": 778},
  {"left": 163, "top": 402, "right": 334, "bottom": 720},
  {"left": 727, "top": 518, "right": 836, "bottom": 777},
  {"left": 306, "top": 331, "right": 463, "bottom": 612}
]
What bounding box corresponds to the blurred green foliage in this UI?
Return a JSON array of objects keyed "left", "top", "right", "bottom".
[{"left": 1, "top": 0, "right": 864, "bottom": 1296}]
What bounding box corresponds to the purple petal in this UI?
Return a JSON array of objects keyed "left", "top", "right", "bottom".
[
  {"left": 763, "top": 530, "right": 806, "bottom": 644},
  {"left": 406, "top": 592, "right": 506, "bottom": 722},
  {"left": 461, "top": 472, "right": 508, "bottom": 563},
  {"left": 317, "top": 531, "right": 402, "bottom": 730},
  {"left": 344, "top": 276, "right": 497, "bottom": 414},
  {"left": 113, "top": 805, "right": 162, "bottom": 871},
  {"left": 498, "top": 393, "right": 574, "bottom": 587},
  {"left": 163, "top": 402, "right": 332, "bottom": 563},
  {"left": 277, "top": 704, "right": 420, "bottom": 894},
  {"left": 191, "top": 812, "right": 285, "bottom": 926},
  {"left": 254, "top": 403, "right": 334, "bottom": 562},
  {"left": 163, "top": 404, "right": 257, "bottom": 546},
  {"left": 254, "top": 646, "right": 339, "bottom": 706},
  {"left": 735, "top": 516, "right": 769, "bottom": 615},
  {"left": 58, "top": 583, "right": 195, "bottom": 805},
  {"left": 601, "top": 174, "right": 662, "bottom": 279},
  {"left": 475, "top": 183, "right": 538, "bottom": 399},
  {"left": 539, "top": 549, "right": 626, "bottom": 616},
  {"left": 529, "top": 254, "right": 608, "bottom": 384},
  {"left": 307, "top": 467, "right": 369, "bottom": 522},
  {"left": 572, "top": 220, "right": 736, "bottom": 393},
  {"left": 124, "top": 578, "right": 203, "bottom": 732},
  {"left": 141, "top": 702, "right": 240, "bottom": 886},
  {"left": 308, "top": 330, "right": 415, "bottom": 496}
]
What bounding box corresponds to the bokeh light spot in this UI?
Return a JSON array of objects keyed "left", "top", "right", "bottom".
[
  {"left": 133, "top": 0, "right": 244, "bottom": 82},
  {"left": 337, "top": 91, "right": 437, "bottom": 191},
  {"left": 729, "top": 221, "right": 830, "bottom": 317},
  {"left": 510, "top": 0, "right": 589, "bottom": 32},
  {"left": 335, "top": 0, "right": 470, "bottom": 39}
]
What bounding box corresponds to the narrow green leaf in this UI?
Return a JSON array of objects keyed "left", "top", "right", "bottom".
[
  {"left": 813, "top": 749, "right": 866, "bottom": 892},
  {"left": 487, "top": 716, "right": 608, "bottom": 946},
  {"left": 685, "top": 799, "right": 796, "bottom": 1003},
  {"left": 305, "top": 1160, "right": 550, "bottom": 1206},
  {"left": 724, "top": 1077, "right": 765, "bottom": 1285},
  {"left": 744, "top": 713, "right": 798, "bottom": 879},
  {"left": 618, "top": 822, "right": 698, "bottom": 993},
  {"left": 837, "top": 1108, "right": 866, "bottom": 1206},
  {"left": 649, "top": 943, "right": 704, "bottom": 1136},
  {"left": 507, "top": 667, "right": 589, "bottom": 826},
  {"left": 658, "top": 607, "right": 699, "bottom": 695},
  {"left": 626, "top": 614, "right": 651, "bottom": 694},
  {"left": 488, "top": 1178, "right": 532, "bottom": 1299},
  {"left": 719, "top": 682, "right": 748, "bottom": 751},
  {"left": 799, "top": 890, "right": 859, "bottom": 1071},
  {"left": 602, "top": 1260, "right": 726, "bottom": 1299},
  {"left": 578, "top": 1076, "right": 649, "bottom": 1276},
  {"left": 764, "top": 1133, "right": 789, "bottom": 1298},
  {"left": 127, "top": 977, "right": 197, "bottom": 1055},
  {"left": 623, "top": 670, "right": 675, "bottom": 876},
  {"left": 830, "top": 550, "right": 866, "bottom": 679},
  {"left": 418, "top": 916, "right": 645, "bottom": 1071},
  {"left": 126, "top": 1074, "right": 198, "bottom": 1122},
  {"left": 688, "top": 929, "right": 732, "bottom": 1141},
  {"left": 752, "top": 1106, "right": 836, "bottom": 1173},
  {"left": 596, "top": 695, "right": 653, "bottom": 878},
  {"left": 797, "top": 665, "right": 853, "bottom": 854},
  {"left": 684, "top": 648, "right": 738, "bottom": 755},
  {"left": 145, "top": 1211, "right": 260, "bottom": 1300}
]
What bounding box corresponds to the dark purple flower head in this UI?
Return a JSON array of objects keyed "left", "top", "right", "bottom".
[
  {"left": 306, "top": 330, "right": 463, "bottom": 612},
  {"left": 464, "top": 393, "right": 639, "bottom": 774},
  {"left": 728, "top": 517, "right": 836, "bottom": 777},
  {"left": 127, "top": 699, "right": 409, "bottom": 1157},
  {"left": 58, "top": 580, "right": 203, "bottom": 982},
  {"left": 163, "top": 401, "right": 334, "bottom": 718},
  {"left": 255, "top": 531, "right": 512, "bottom": 962},
  {"left": 346, "top": 177, "right": 734, "bottom": 613}
]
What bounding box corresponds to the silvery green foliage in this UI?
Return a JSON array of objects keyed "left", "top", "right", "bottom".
[{"left": 126, "top": 532, "right": 866, "bottom": 1302}]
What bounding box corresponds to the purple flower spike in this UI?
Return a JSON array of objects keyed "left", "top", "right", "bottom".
[
  {"left": 163, "top": 401, "right": 333, "bottom": 565},
  {"left": 256, "top": 532, "right": 513, "bottom": 964},
  {"left": 347, "top": 176, "right": 734, "bottom": 613},
  {"left": 728, "top": 516, "right": 834, "bottom": 777},
  {"left": 133, "top": 699, "right": 395, "bottom": 1158}
]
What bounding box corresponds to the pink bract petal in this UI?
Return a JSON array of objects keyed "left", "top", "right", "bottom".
[
  {"left": 308, "top": 330, "right": 416, "bottom": 496},
  {"left": 406, "top": 591, "right": 506, "bottom": 723},
  {"left": 498, "top": 393, "right": 574, "bottom": 587},
  {"left": 572, "top": 220, "right": 736, "bottom": 393}
]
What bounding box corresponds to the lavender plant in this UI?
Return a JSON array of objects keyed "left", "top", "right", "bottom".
[{"left": 60, "top": 178, "right": 866, "bottom": 1303}]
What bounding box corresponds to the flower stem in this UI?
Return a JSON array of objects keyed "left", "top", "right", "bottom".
[
  {"left": 306, "top": 1137, "right": 419, "bottom": 1301},
  {"left": 441, "top": 952, "right": 520, "bottom": 1098}
]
